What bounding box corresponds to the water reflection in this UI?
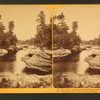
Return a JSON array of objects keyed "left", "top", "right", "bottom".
[
  {"left": 0, "top": 49, "right": 29, "bottom": 74},
  {"left": 53, "top": 48, "right": 96, "bottom": 75},
  {"left": 23, "top": 67, "right": 52, "bottom": 75}
]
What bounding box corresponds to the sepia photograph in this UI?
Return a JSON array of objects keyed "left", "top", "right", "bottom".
[
  {"left": 0, "top": 5, "right": 52, "bottom": 88},
  {"left": 53, "top": 5, "right": 100, "bottom": 88}
]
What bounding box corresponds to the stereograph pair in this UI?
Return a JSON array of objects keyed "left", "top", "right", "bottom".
[{"left": 0, "top": 5, "right": 100, "bottom": 88}]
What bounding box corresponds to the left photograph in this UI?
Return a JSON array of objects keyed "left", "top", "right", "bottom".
[{"left": 0, "top": 6, "right": 52, "bottom": 88}]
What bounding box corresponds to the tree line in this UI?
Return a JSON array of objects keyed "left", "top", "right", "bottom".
[
  {"left": 0, "top": 11, "right": 81, "bottom": 50},
  {"left": 0, "top": 15, "right": 17, "bottom": 49},
  {"left": 53, "top": 12, "right": 81, "bottom": 49},
  {"left": 82, "top": 35, "right": 100, "bottom": 46},
  {"left": 33, "top": 11, "right": 81, "bottom": 50}
]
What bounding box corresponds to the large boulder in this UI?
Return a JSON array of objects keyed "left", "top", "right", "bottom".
[
  {"left": 71, "top": 46, "right": 81, "bottom": 53},
  {"left": 22, "top": 55, "right": 52, "bottom": 72},
  {"left": 80, "top": 45, "right": 87, "bottom": 51},
  {"left": 88, "top": 56, "right": 100, "bottom": 69},
  {"left": 85, "top": 50, "right": 100, "bottom": 70},
  {"left": 7, "top": 45, "right": 18, "bottom": 53},
  {"left": 22, "top": 49, "right": 52, "bottom": 72},
  {"left": 53, "top": 48, "right": 71, "bottom": 58},
  {"left": 29, "top": 49, "right": 52, "bottom": 60},
  {"left": 0, "top": 49, "right": 8, "bottom": 57}
]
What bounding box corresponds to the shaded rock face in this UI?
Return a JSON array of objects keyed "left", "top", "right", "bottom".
[
  {"left": 54, "top": 72, "right": 100, "bottom": 88},
  {"left": 0, "top": 49, "right": 8, "bottom": 57},
  {"left": 22, "top": 49, "right": 52, "bottom": 73}
]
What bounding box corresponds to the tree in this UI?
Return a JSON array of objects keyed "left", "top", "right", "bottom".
[
  {"left": 0, "top": 15, "right": 5, "bottom": 35},
  {"left": 8, "top": 21, "right": 14, "bottom": 34},
  {"left": 53, "top": 13, "right": 69, "bottom": 48},
  {"left": 69, "top": 21, "right": 81, "bottom": 46},
  {"left": 72, "top": 21, "right": 78, "bottom": 32},
  {"left": 33, "top": 11, "right": 52, "bottom": 49},
  {"left": 36, "top": 11, "right": 46, "bottom": 32}
]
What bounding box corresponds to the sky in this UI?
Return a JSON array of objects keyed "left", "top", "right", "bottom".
[
  {"left": 1, "top": 5, "right": 100, "bottom": 41},
  {"left": 54, "top": 5, "right": 100, "bottom": 40},
  {"left": 0, "top": 5, "right": 51, "bottom": 40}
]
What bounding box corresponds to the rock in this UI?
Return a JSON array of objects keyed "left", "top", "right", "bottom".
[
  {"left": 0, "top": 72, "right": 52, "bottom": 88},
  {"left": 84, "top": 55, "right": 94, "bottom": 62},
  {"left": 92, "top": 51, "right": 100, "bottom": 56},
  {"left": 86, "top": 45, "right": 92, "bottom": 48},
  {"left": 71, "top": 46, "right": 81, "bottom": 53},
  {"left": 22, "top": 49, "right": 52, "bottom": 72},
  {"left": 29, "top": 49, "right": 52, "bottom": 60},
  {"left": 25, "top": 55, "right": 51, "bottom": 67},
  {"left": 16, "top": 45, "right": 23, "bottom": 50},
  {"left": 88, "top": 56, "right": 100, "bottom": 69},
  {"left": 54, "top": 72, "right": 100, "bottom": 88},
  {"left": 0, "top": 49, "right": 8, "bottom": 57},
  {"left": 22, "top": 45, "right": 28, "bottom": 48},
  {"left": 29, "top": 48, "right": 41, "bottom": 56},
  {"left": 22, "top": 55, "right": 52, "bottom": 72},
  {"left": 80, "top": 45, "right": 87, "bottom": 51},
  {"left": 7, "top": 45, "right": 17, "bottom": 53},
  {"left": 85, "top": 50, "right": 100, "bottom": 70},
  {"left": 53, "top": 48, "right": 71, "bottom": 58}
]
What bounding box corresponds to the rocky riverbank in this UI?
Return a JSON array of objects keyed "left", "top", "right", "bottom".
[
  {"left": 0, "top": 72, "right": 52, "bottom": 88},
  {"left": 53, "top": 46, "right": 100, "bottom": 88},
  {"left": 21, "top": 48, "right": 52, "bottom": 73},
  {"left": 0, "top": 46, "right": 52, "bottom": 88},
  {"left": 0, "top": 45, "right": 23, "bottom": 57},
  {"left": 53, "top": 45, "right": 87, "bottom": 61},
  {"left": 85, "top": 47, "right": 100, "bottom": 70},
  {"left": 54, "top": 72, "right": 100, "bottom": 88}
]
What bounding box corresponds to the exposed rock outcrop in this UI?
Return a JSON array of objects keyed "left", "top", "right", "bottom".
[
  {"left": 85, "top": 50, "right": 100, "bottom": 70},
  {"left": 0, "top": 49, "right": 8, "bottom": 57},
  {"left": 7, "top": 45, "right": 19, "bottom": 53},
  {"left": 53, "top": 48, "right": 71, "bottom": 58},
  {"left": 22, "top": 49, "right": 52, "bottom": 73}
]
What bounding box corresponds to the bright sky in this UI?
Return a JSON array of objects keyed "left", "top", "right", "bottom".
[
  {"left": 1, "top": 5, "right": 100, "bottom": 41},
  {"left": 0, "top": 5, "right": 51, "bottom": 40},
  {"left": 54, "top": 5, "right": 100, "bottom": 40}
]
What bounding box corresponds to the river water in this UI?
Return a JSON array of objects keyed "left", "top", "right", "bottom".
[
  {"left": 0, "top": 48, "right": 30, "bottom": 74},
  {"left": 53, "top": 47, "right": 100, "bottom": 75},
  {"left": 0, "top": 46, "right": 99, "bottom": 75}
]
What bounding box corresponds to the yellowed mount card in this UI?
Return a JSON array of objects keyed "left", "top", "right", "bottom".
[{"left": 0, "top": 5, "right": 100, "bottom": 93}]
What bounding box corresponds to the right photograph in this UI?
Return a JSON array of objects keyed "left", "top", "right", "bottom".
[{"left": 53, "top": 5, "right": 100, "bottom": 88}]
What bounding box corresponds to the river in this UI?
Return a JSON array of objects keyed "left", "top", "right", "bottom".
[
  {"left": 0, "top": 46, "right": 99, "bottom": 76},
  {"left": 0, "top": 48, "right": 30, "bottom": 74},
  {"left": 53, "top": 47, "right": 100, "bottom": 75}
]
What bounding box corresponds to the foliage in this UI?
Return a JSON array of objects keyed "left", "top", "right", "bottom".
[
  {"left": 82, "top": 35, "right": 100, "bottom": 46},
  {"left": 0, "top": 15, "right": 17, "bottom": 49},
  {"left": 33, "top": 11, "right": 52, "bottom": 50},
  {"left": 53, "top": 12, "right": 81, "bottom": 49}
]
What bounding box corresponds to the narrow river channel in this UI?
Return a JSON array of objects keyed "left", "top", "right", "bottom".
[
  {"left": 0, "top": 48, "right": 30, "bottom": 74},
  {"left": 53, "top": 47, "right": 99, "bottom": 75}
]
